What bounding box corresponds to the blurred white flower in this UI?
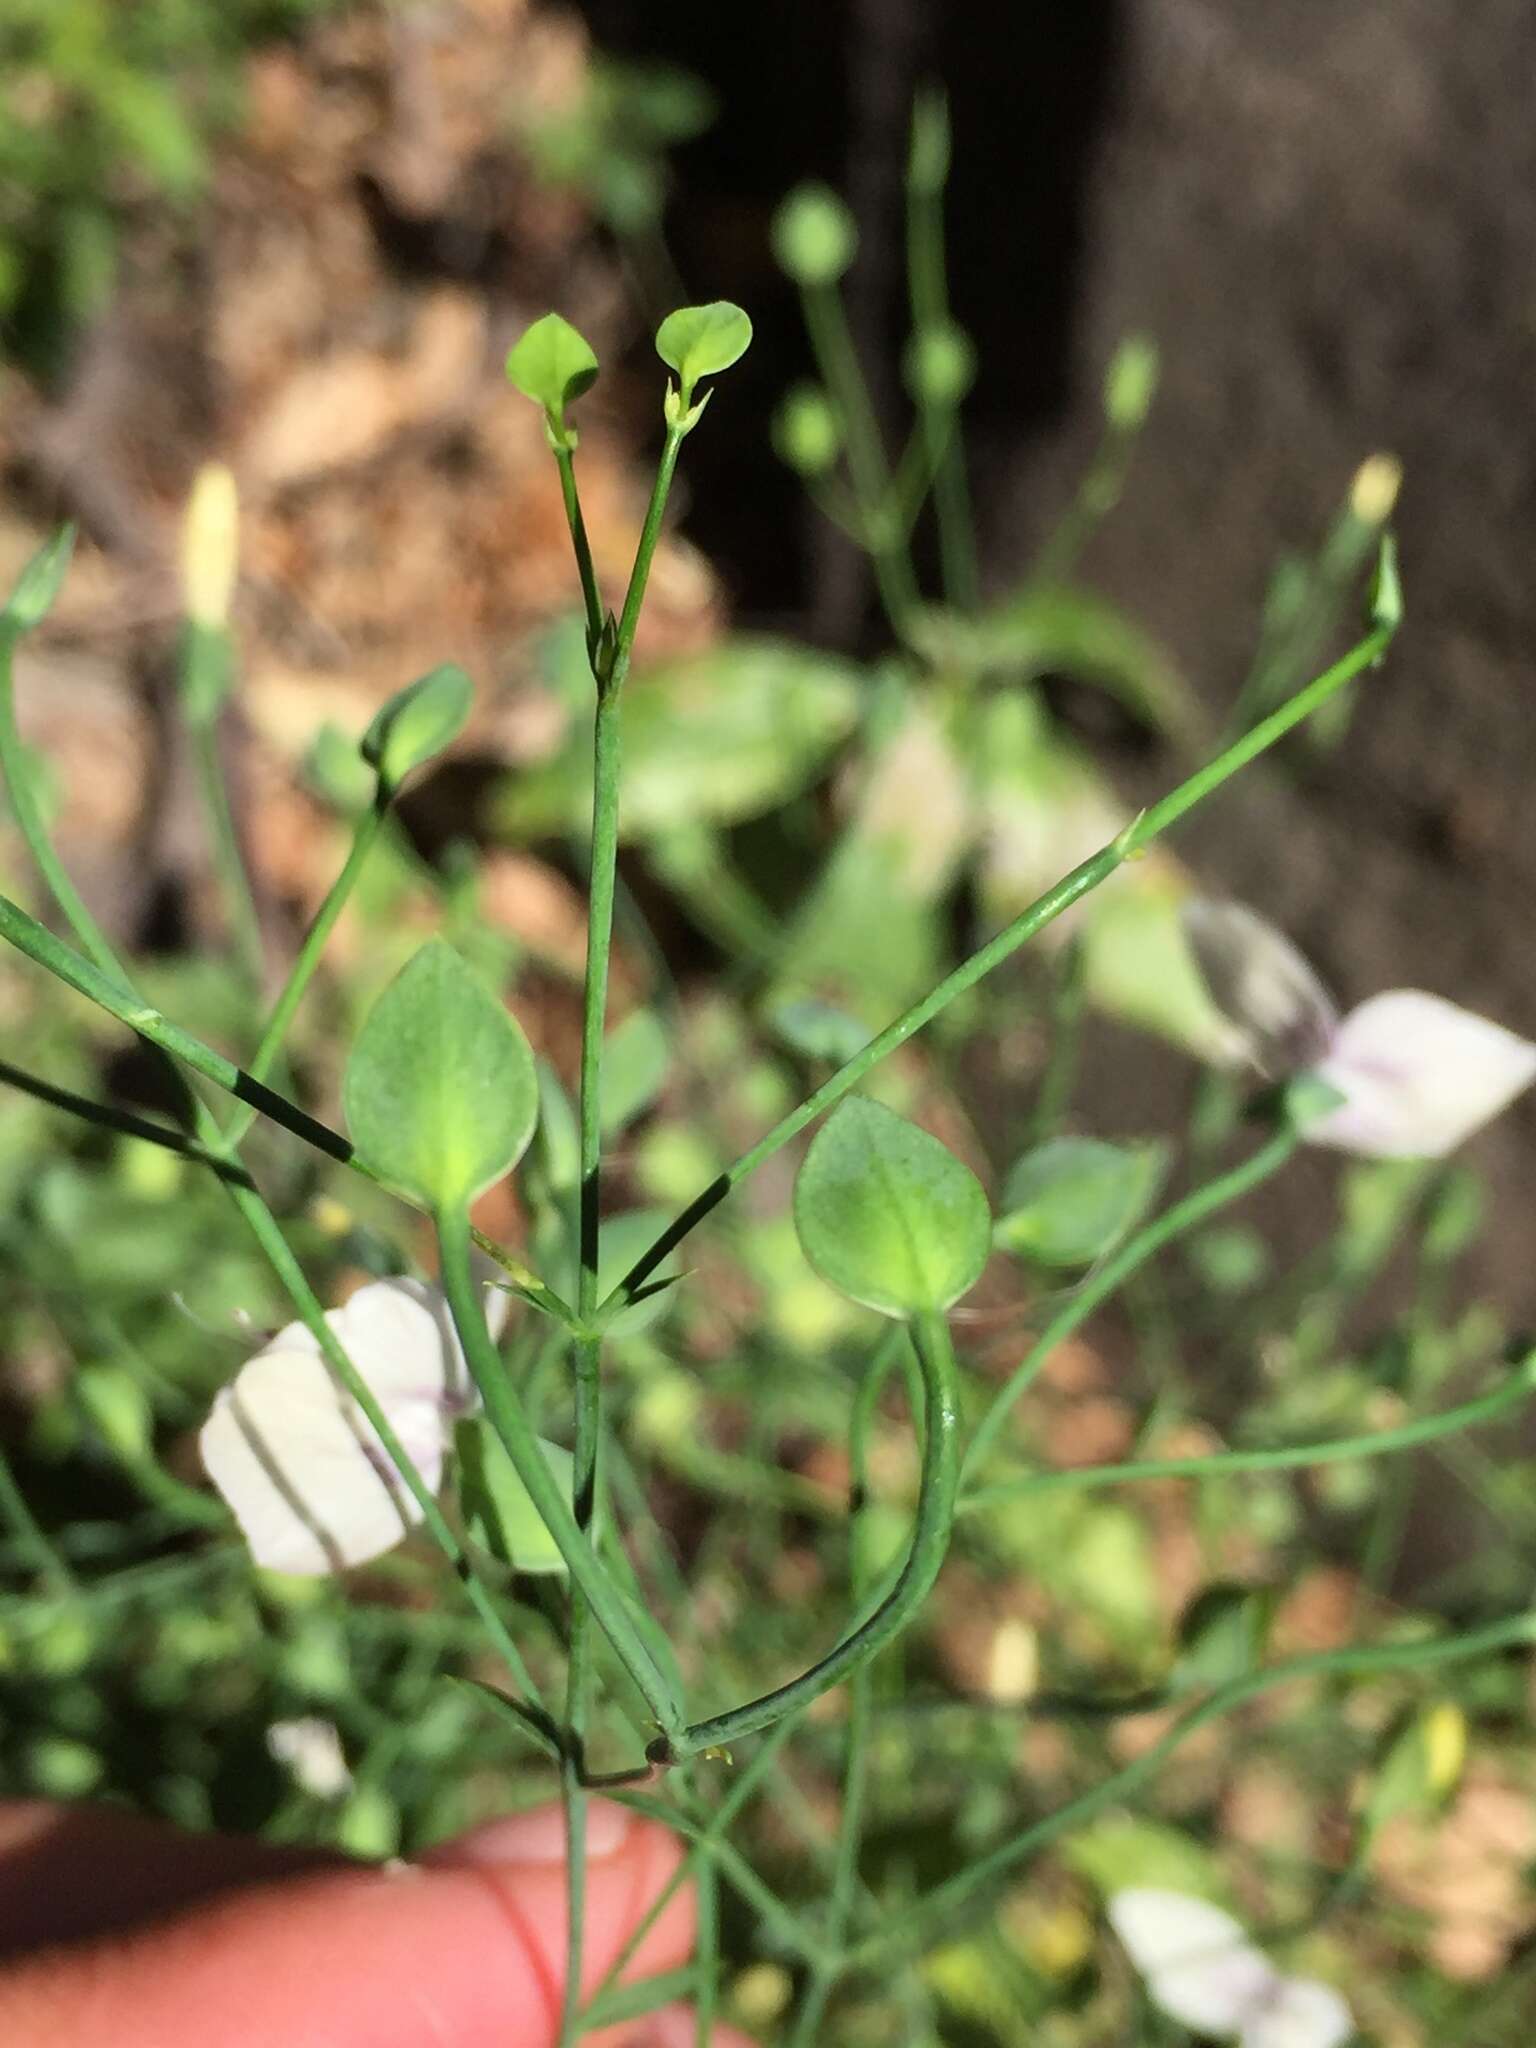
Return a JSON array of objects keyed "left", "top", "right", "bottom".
[
  {"left": 200, "top": 1277, "right": 487, "bottom": 1576},
  {"left": 1109, "top": 1889, "right": 1351, "bottom": 2048},
  {"left": 266, "top": 1717, "right": 351, "bottom": 1799},
  {"left": 1184, "top": 900, "right": 1536, "bottom": 1158}
]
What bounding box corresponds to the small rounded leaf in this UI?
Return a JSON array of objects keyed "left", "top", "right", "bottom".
[
  {"left": 505, "top": 312, "right": 600, "bottom": 419},
  {"left": 793, "top": 1096, "right": 990, "bottom": 1318},
  {"left": 361, "top": 664, "right": 473, "bottom": 791},
  {"left": 4, "top": 525, "right": 75, "bottom": 632},
  {"left": 655, "top": 301, "right": 752, "bottom": 397},
  {"left": 995, "top": 1137, "right": 1166, "bottom": 1268},
  {"left": 343, "top": 939, "right": 538, "bottom": 1206},
  {"left": 771, "top": 184, "right": 857, "bottom": 285},
  {"left": 457, "top": 1420, "right": 573, "bottom": 1574}
]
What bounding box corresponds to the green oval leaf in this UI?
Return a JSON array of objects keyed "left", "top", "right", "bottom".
[
  {"left": 495, "top": 636, "right": 861, "bottom": 840},
  {"left": 505, "top": 312, "right": 600, "bottom": 419},
  {"left": 360, "top": 665, "right": 473, "bottom": 792},
  {"left": 457, "top": 1420, "right": 573, "bottom": 1574},
  {"left": 655, "top": 300, "right": 752, "bottom": 397},
  {"left": 793, "top": 1097, "right": 990, "bottom": 1318},
  {"left": 343, "top": 939, "right": 537, "bottom": 1207},
  {"left": 770, "top": 184, "right": 857, "bottom": 285},
  {"left": 995, "top": 1136, "right": 1165, "bottom": 1268}
]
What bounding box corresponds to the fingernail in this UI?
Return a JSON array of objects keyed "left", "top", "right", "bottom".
[{"left": 433, "top": 1797, "right": 633, "bottom": 1868}]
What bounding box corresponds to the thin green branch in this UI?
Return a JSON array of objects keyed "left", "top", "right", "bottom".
[
  {"left": 189, "top": 712, "right": 266, "bottom": 993},
  {"left": 962, "top": 1122, "right": 1300, "bottom": 1484},
  {"left": 0, "top": 1437, "right": 77, "bottom": 1596},
  {"left": 224, "top": 787, "right": 389, "bottom": 1145},
  {"left": 0, "top": 1056, "right": 253, "bottom": 1184},
  {"left": 962, "top": 1350, "right": 1536, "bottom": 1515},
  {"left": 850, "top": 1609, "right": 1536, "bottom": 1969},
  {"left": 605, "top": 605, "right": 1396, "bottom": 1316},
  {"left": 655, "top": 1309, "right": 959, "bottom": 1765}
]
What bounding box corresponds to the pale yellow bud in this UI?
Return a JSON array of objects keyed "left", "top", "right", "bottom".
[
  {"left": 1422, "top": 1700, "right": 1467, "bottom": 1798},
  {"left": 181, "top": 463, "right": 240, "bottom": 627},
  {"left": 985, "top": 1617, "right": 1038, "bottom": 1704},
  {"left": 1349, "top": 452, "right": 1402, "bottom": 526}
]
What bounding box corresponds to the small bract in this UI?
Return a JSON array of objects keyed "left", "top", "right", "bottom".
[
  {"left": 200, "top": 1277, "right": 490, "bottom": 1576},
  {"left": 1108, "top": 1889, "right": 1351, "bottom": 2048},
  {"left": 1183, "top": 899, "right": 1536, "bottom": 1158}
]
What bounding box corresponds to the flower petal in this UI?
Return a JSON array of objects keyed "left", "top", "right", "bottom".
[
  {"left": 1241, "top": 1975, "right": 1353, "bottom": 2048},
  {"left": 1310, "top": 990, "right": 1536, "bottom": 1157},
  {"left": 199, "top": 1345, "right": 444, "bottom": 1576},
  {"left": 330, "top": 1277, "right": 474, "bottom": 1408},
  {"left": 1108, "top": 1890, "right": 1277, "bottom": 2035},
  {"left": 1182, "top": 900, "right": 1339, "bottom": 1076}
]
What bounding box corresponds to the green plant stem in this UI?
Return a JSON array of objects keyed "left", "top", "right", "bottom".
[
  {"left": 904, "top": 143, "right": 977, "bottom": 609},
  {"left": 0, "top": 1056, "right": 252, "bottom": 1183},
  {"left": 0, "top": 624, "right": 125, "bottom": 982},
  {"left": 654, "top": 1310, "right": 959, "bottom": 1765},
  {"left": 800, "top": 281, "right": 920, "bottom": 634},
  {"left": 557, "top": 413, "right": 684, "bottom": 2043},
  {"left": 585, "top": 1712, "right": 805, "bottom": 2017},
  {"left": 1028, "top": 932, "right": 1087, "bottom": 1143},
  {"left": 963, "top": 1123, "right": 1300, "bottom": 1483},
  {"left": 224, "top": 788, "right": 388, "bottom": 1145},
  {"left": 606, "top": 610, "right": 1395, "bottom": 1316},
  {"left": 608, "top": 424, "right": 686, "bottom": 695},
  {"left": 962, "top": 1355, "right": 1536, "bottom": 1512},
  {"left": 787, "top": 1337, "right": 898, "bottom": 2047},
  {"left": 0, "top": 892, "right": 353, "bottom": 1163},
  {"left": 554, "top": 443, "right": 605, "bottom": 649},
  {"left": 850, "top": 1609, "right": 1536, "bottom": 1970},
  {"left": 0, "top": 677, "right": 550, "bottom": 1731},
  {"left": 189, "top": 714, "right": 266, "bottom": 994},
  {"left": 0, "top": 1438, "right": 76, "bottom": 1595},
  {"left": 436, "top": 1205, "right": 681, "bottom": 1743}
]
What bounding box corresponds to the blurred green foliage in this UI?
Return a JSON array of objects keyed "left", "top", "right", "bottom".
[{"left": 0, "top": 0, "right": 340, "bottom": 369}]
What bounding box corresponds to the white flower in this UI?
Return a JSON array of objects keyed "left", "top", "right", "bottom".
[
  {"left": 1109, "top": 1889, "right": 1352, "bottom": 2048},
  {"left": 200, "top": 1277, "right": 486, "bottom": 1577},
  {"left": 266, "top": 1717, "right": 351, "bottom": 1799},
  {"left": 1183, "top": 900, "right": 1536, "bottom": 1158}
]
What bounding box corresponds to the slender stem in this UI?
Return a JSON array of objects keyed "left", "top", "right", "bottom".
[
  {"left": 189, "top": 714, "right": 266, "bottom": 993},
  {"left": 1028, "top": 932, "right": 1087, "bottom": 1143},
  {"left": 963, "top": 1352, "right": 1536, "bottom": 1514},
  {"left": 904, "top": 139, "right": 977, "bottom": 609},
  {"left": 0, "top": 673, "right": 549, "bottom": 1725},
  {"left": 691, "top": 1844, "right": 720, "bottom": 2048},
  {"left": 607, "top": 424, "right": 685, "bottom": 696},
  {"left": 226, "top": 1180, "right": 552, "bottom": 1739},
  {"left": 223, "top": 789, "right": 388, "bottom": 1145},
  {"left": 606, "top": 612, "right": 1395, "bottom": 1315},
  {"left": 800, "top": 282, "right": 920, "bottom": 634},
  {"left": 554, "top": 443, "right": 605, "bottom": 649},
  {"left": 787, "top": 1337, "right": 899, "bottom": 2047},
  {"left": 656, "top": 1310, "right": 959, "bottom": 1765},
  {"left": 0, "top": 623, "right": 124, "bottom": 981},
  {"left": 849, "top": 1609, "right": 1536, "bottom": 1969},
  {"left": 558, "top": 409, "right": 682, "bottom": 2038},
  {"left": 585, "top": 1713, "right": 805, "bottom": 2017},
  {"left": 0, "top": 1438, "right": 76, "bottom": 1595},
  {"left": 962, "top": 1123, "right": 1300, "bottom": 1483},
  {"left": 0, "top": 892, "right": 353, "bottom": 1164},
  {"left": 0, "top": 1057, "right": 252, "bottom": 1184},
  {"left": 436, "top": 1206, "right": 682, "bottom": 1741}
]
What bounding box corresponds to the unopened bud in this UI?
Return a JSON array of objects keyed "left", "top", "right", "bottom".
[
  {"left": 1350, "top": 453, "right": 1402, "bottom": 526},
  {"left": 181, "top": 464, "right": 239, "bottom": 628}
]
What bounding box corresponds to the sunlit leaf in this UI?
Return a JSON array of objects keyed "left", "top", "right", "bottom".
[
  {"left": 343, "top": 940, "right": 537, "bottom": 1207},
  {"left": 794, "top": 1097, "right": 990, "bottom": 1318},
  {"left": 995, "top": 1136, "right": 1165, "bottom": 1268}
]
